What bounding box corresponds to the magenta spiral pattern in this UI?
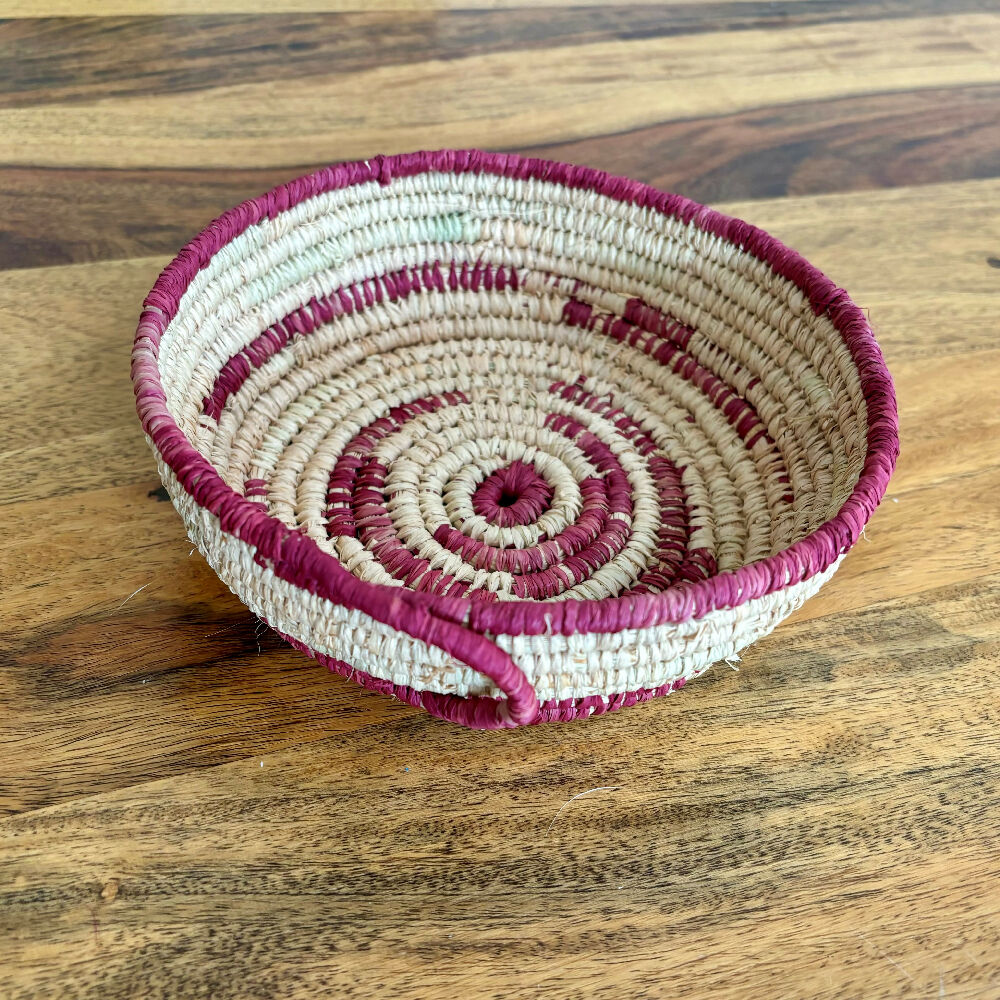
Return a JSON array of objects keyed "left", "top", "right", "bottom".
[{"left": 133, "top": 150, "right": 899, "bottom": 728}]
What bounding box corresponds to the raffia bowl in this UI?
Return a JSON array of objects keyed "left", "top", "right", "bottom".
[{"left": 132, "top": 150, "right": 898, "bottom": 729}]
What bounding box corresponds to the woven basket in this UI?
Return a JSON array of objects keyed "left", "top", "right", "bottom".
[{"left": 133, "top": 150, "right": 898, "bottom": 729}]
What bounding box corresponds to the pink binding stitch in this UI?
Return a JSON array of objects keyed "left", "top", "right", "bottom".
[{"left": 132, "top": 149, "right": 899, "bottom": 728}]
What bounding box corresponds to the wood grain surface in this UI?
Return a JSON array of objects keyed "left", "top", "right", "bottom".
[{"left": 1, "top": 4, "right": 999, "bottom": 998}]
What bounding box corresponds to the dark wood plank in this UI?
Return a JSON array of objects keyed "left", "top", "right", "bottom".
[
  {"left": 3, "top": 85, "right": 999, "bottom": 270},
  {"left": 4, "top": 12, "right": 997, "bottom": 173},
  {"left": 533, "top": 84, "right": 1000, "bottom": 203},
  {"left": 3, "top": 3, "right": 994, "bottom": 110},
  {"left": 2, "top": 571, "right": 998, "bottom": 998}
]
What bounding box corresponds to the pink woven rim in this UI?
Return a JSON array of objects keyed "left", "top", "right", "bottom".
[{"left": 132, "top": 149, "right": 899, "bottom": 728}]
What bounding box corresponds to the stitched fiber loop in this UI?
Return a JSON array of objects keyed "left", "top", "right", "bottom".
[{"left": 132, "top": 149, "right": 898, "bottom": 728}]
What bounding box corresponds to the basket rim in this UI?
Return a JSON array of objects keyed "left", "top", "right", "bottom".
[{"left": 132, "top": 148, "right": 899, "bottom": 639}]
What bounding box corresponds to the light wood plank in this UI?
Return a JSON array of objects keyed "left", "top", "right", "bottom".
[
  {"left": 0, "top": 256, "right": 165, "bottom": 505},
  {"left": 2, "top": 14, "right": 998, "bottom": 168},
  {"left": 725, "top": 178, "right": 1000, "bottom": 360}
]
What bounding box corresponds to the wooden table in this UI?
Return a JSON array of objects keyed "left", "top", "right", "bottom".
[{"left": 2, "top": 4, "right": 998, "bottom": 997}]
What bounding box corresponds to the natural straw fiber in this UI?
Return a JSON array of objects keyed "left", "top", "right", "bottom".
[{"left": 132, "top": 150, "right": 899, "bottom": 728}]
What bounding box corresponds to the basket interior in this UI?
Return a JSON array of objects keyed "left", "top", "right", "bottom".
[{"left": 156, "top": 168, "right": 868, "bottom": 605}]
